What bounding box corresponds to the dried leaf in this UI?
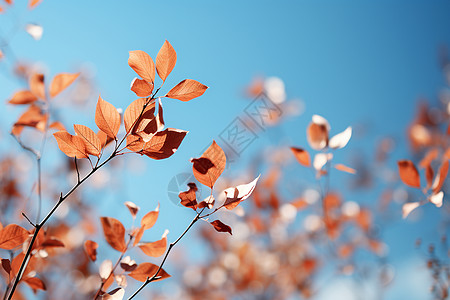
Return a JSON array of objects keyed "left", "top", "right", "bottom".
[
  {"left": 398, "top": 160, "right": 420, "bottom": 188},
  {"left": 74, "top": 124, "right": 102, "bottom": 157},
  {"left": 0, "top": 224, "right": 29, "bottom": 250},
  {"left": 133, "top": 227, "right": 145, "bottom": 247},
  {"left": 8, "top": 90, "right": 38, "bottom": 105},
  {"left": 24, "top": 277, "right": 46, "bottom": 291},
  {"left": 402, "top": 202, "right": 421, "bottom": 219},
  {"left": 128, "top": 50, "right": 155, "bottom": 84},
  {"left": 124, "top": 98, "right": 155, "bottom": 133},
  {"left": 84, "top": 240, "right": 98, "bottom": 261},
  {"left": 138, "top": 234, "right": 167, "bottom": 257},
  {"left": 156, "top": 40, "right": 177, "bottom": 83},
  {"left": 223, "top": 175, "right": 260, "bottom": 210},
  {"left": 49, "top": 72, "right": 79, "bottom": 98},
  {"left": 102, "top": 287, "right": 125, "bottom": 300},
  {"left": 334, "top": 163, "right": 356, "bottom": 174},
  {"left": 120, "top": 256, "right": 137, "bottom": 272},
  {"left": 128, "top": 262, "right": 170, "bottom": 282},
  {"left": 95, "top": 96, "right": 120, "bottom": 139},
  {"left": 29, "top": 73, "right": 45, "bottom": 100},
  {"left": 53, "top": 131, "right": 88, "bottom": 159},
  {"left": 291, "top": 147, "right": 311, "bottom": 167},
  {"left": 1, "top": 259, "right": 11, "bottom": 275},
  {"left": 100, "top": 217, "right": 126, "bottom": 252},
  {"left": 307, "top": 115, "right": 330, "bottom": 150},
  {"left": 191, "top": 141, "right": 226, "bottom": 188},
  {"left": 98, "top": 130, "right": 114, "bottom": 149},
  {"left": 179, "top": 182, "right": 198, "bottom": 210},
  {"left": 166, "top": 79, "right": 208, "bottom": 102},
  {"left": 210, "top": 220, "right": 232, "bottom": 235},
  {"left": 41, "top": 237, "right": 65, "bottom": 248},
  {"left": 124, "top": 201, "right": 140, "bottom": 219},
  {"left": 329, "top": 126, "right": 352, "bottom": 149},
  {"left": 141, "top": 128, "right": 188, "bottom": 160},
  {"left": 198, "top": 195, "right": 215, "bottom": 209},
  {"left": 141, "top": 203, "right": 159, "bottom": 230},
  {"left": 130, "top": 78, "right": 154, "bottom": 97}
]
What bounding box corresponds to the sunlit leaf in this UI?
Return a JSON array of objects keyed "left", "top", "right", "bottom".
[
  {"left": 138, "top": 231, "right": 168, "bottom": 257},
  {"left": 397, "top": 160, "right": 420, "bottom": 188},
  {"left": 102, "top": 287, "right": 125, "bottom": 300},
  {"left": 128, "top": 50, "right": 155, "bottom": 84},
  {"left": 430, "top": 191, "right": 444, "bottom": 208},
  {"left": 49, "top": 72, "right": 79, "bottom": 98},
  {"left": 74, "top": 124, "right": 102, "bottom": 157},
  {"left": 25, "top": 23, "right": 43, "bottom": 41},
  {"left": 329, "top": 126, "right": 352, "bottom": 149},
  {"left": 313, "top": 153, "right": 332, "bottom": 171},
  {"left": 402, "top": 202, "right": 421, "bottom": 219},
  {"left": 166, "top": 79, "right": 208, "bottom": 102},
  {"left": 307, "top": 117, "right": 329, "bottom": 150},
  {"left": 124, "top": 98, "right": 155, "bottom": 133},
  {"left": 100, "top": 217, "right": 126, "bottom": 252},
  {"left": 8, "top": 90, "right": 38, "bottom": 105},
  {"left": 210, "top": 220, "right": 232, "bottom": 235},
  {"left": 28, "top": 0, "right": 42, "bottom": 9},
  {"left": 99, "top": 259, "right": 113, "bottom": 280},
  {"left": 198, "top": 195, "right": 215, "bottom": 209},
  {"left": 95, "top": 96, "right": 120, "bottom": 139},
  {"left": 140, "top": 203, "right": 159, "bottom": 231},
  {"left": 223, "top": 175, "right": 260, "bottom": 210},
  {"left": 191, "top": 140, "right": 226, "bottom": 188},
  {"left": 53, "top": 131, "right": 88, "bottom": 159},
  {"left": 128, "top": 263, "right": 170, "bottom": 282},
  {"left": 0, "top": 224, "right": 29, "bottom": 250},
  {"left": 141, "top": 128, "right": 188, "bottom": 160},
  {"left": 130, "top": 78, "right": 154, "bottom": 97},
  {"left": 24, "top": 277, "right": 46, "bottom": 291},
  {"left": 290, "top": 147, "right": 310, "bottom": 167},
  {"left": 124, "top": 201, "right": 140, "bottom": 219},
  {"left": 156, "top": 40, "right": 177, "bottom": 83}
]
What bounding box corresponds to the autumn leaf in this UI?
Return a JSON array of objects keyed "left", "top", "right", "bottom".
[
  {"left": 74, "top": 124, "right": 102, "bottom": 157},
  {"left": 128, "top": 263, "right": 170, "bottom": 282},
  {"left": 100, "top": 217, "right": 126, "bottom": 252},
  {"left": 141, "top": 203, "right": 159, "bottom": 230},
  {"left": 166, "top": 79, "right": 208, "bottom": 101},
  {"left": 430, "top": 191, "right": 444, "bottom": 208},
  {"left": 99, "top": 259, "right": 113, "bottom": 280},
  {"left": 29, "top": 0, "right": 42, "bottom": 9},
  {"left": 432, "top": 160, "right": 449, "bottom": 194},
  {"left": 8, "top": 90, "right": 38, "bottom": 105},
  {"left": 128, "top": 50, "right": 155, "bottom": 84},
  {"left": 223, "top": 175, "right": 260, "bottom": 210},
  {"left": 210, "top": 220, "right": 232, "bottom": 235},
  {"left": 138, "top": 231, "right": 168, "bottom": 257},
  {"left": 120, "top": 256, "right": 137, "bottom": 272},
  {"left": 329, "top": 126, "right": 352, "bottom": 149},
  {"left": 103, "top": 287, "right": 125, "bottom": 300},
  {"left": 198, "top": 195, "right": 215, "bottom": 209},
  {"left": 95, "top": 96, "right": 121, "bottom": 139},
  {"left": 124, "top": 201, "right": 140, "bottom": 219},
  {"left": 53, "top": 131, "right": 89, "bottom": 159},
  {"left": 179, "top": 182, "right": 198, "bottom": 210},
  {"left": 24, "top": 277, "right": 46, "bottom": 291},
  {"left": 84, "top": 240, "right": 98, "bottom": 261},
  {"left": 29, "top": 73, "right": 45, "bottom": 100},
  {"left": 334, "top": 163, "right": 356, "bottom": 174},
  {"left": 130, "top": 78, "right": 154, "bottom": 97},
  {"left": 156, "top": 40, "right": 177, "bottom": 83},
  {"left": 0, "top": 224, "right": 29, "bottom": 250},
  {"left": 140, "top": 128, "right": 188, "bottom": 160},
  {"left": 12, "top": 104, "right": 47, "bottom": 135},
  {"left": 402, "top": 202, "right": 421, "bottom": 219},
  {"left": 398, "top": 160, "right": 420, "bottom": 188},
  {"left": 191, "top": 141, "right": 226, "bottom": 188},
  {"left": 290, "top": 147, "right": 310, "bottom": 167},
  {"left": 49, "top": 72, "right": 79, "bottom": 98},
  {"left": 1, "top": 259, "right": 11, "bottom": 276},
  {"left": 124, "top": 98, "right": 155, "bottom": 133},
  {"left": 307, "top": 115, "right": 330, "bottom": 150}
]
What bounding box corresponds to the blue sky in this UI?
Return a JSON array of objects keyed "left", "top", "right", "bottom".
[{"left": 1, "top": 1, "right": 450, "bottom": 299}]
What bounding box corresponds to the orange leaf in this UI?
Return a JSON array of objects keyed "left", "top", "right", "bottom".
[
  {"left": 0, "top": 224, "right": 29, "bottom": 250},
  {"left": 179, "top": 182, "right": 198, "bottom": 210},
  {"left": 29, "top": 73, "right": 45, "bottom": 100},
  {"left": 133, "top": 227, "right": 145, "bottom": 247},
  {"left": 433, "top": 160, "right": 449, "bottom": 194},
  {"left": 138, "top": 235, "right": 167, "bottom": 257},
  {"left": 210, "top": 220, "right": 232, "bottom": 235},
  {"left": 97, "top": 130, "right": 114, "bottom": 149},
  {"left": 84, "top": 240, "right": 98, "bottom": 261},
  {"left": 11, "top": 253, "right": 36, "bottom": 278},
  {"left": 425, "top": 165, "right": 434, "bottom": 189},
  {"left": 8, "top": 90, "right": 38, "bottom": 105},
  {"left": 12, "top": 104, "right": 47, "bottom": 135},
  {"left": 398, "top": 160, "right": 420, "bottom": 188},
  {"left": 130, "top": 78, "right": 154, "bottom": 97},
  {"left": 74, "top": 124, "right": 102, "bottom": 157},
  {"left": 24, "top": 277, "right": 46, "bottom": 291},
  {"left": 128, "top": 50, "right": 155, "bottom": 84},
  {"left": 124, "top": 201, "right": 140, "bottom": 219},
  {"left": 95, "top": 96, "right": 120, "bottom": 139},
  {"left": 128, "top": 262, "right": 170, "bottom": 282},
  {"left": 28, "top": 0, "right": 41, "bottom": 9},
  {"left": 141, "top": 128, "right": 187, "bottom": 160},
  {"left": 290, "top": 147, "right": 310, "bottom": 167},
  {"left": 140, "top": 204, "right": 159, "bottom": 230},
  {"left": 306, "top": 115, "right": 330, "bottom": 150},
  {"left": 100, "top": 217, "right": 126, "bottom": 252},
  {"left": 223, "top": 175, "right": 260, "bottom": 210},
  {"left": 53, "top": 131, "right": 88, "bottom": 159},
  {"left": 124, "top": 98, "right": 155, "bottom": 133},
  {"left": 334, "top": 164, "right": 356, "bottom": 174},
  {"left": 191, "top": 140, "right": 226, "bottom": 188},
  {"left": 49, "top": 121, "right": 66, "bottom": 131},
  {"left": 156, "top": 40, "right": 177, "bottom": 83},
  {"left": 165, "top": 79, "right": 208, "bottom": 102},
  {"left": 49, "top": 72, "right": 79, "bottom": 98}
]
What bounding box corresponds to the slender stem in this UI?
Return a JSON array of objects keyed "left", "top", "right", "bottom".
[
  {"left": 36, "top": 157, "right": 42, "bottom": 223},
  {"left": 128, "top": 209, "right": 204, "bottom": 300}
]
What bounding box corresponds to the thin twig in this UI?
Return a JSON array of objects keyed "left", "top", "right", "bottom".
[{"left": 21, "top": 213, "right": 35, "bottom": 227}]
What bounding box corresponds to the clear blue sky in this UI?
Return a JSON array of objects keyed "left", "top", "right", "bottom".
[{"left": 1, "top": 1, "right": 450, "bottom": 299}]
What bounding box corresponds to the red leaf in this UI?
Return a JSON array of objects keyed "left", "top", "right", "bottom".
[
  {"left": 24, "top": 277, "right": 46, "bottom": 291},
  {"left": 156, "top": 40, "right": 177, "bottom": 83},
  {"left": 191, "top": 140, "right": 226, "bottom": 188},
  {"left": 0, "top": 224, "right": 29, "bottom": 250},
  {"left": 128, "top": 263, "right": 170, "bottom": 282},
  {"left": 84, "top": 240, "right": 98, "bottom": 261},
  {"left": 210, "top": 220, "right": 232, "bottom": 235},
  {"left": 74, "top": 124, "right": 102, "bottom": 157},
  {"left": 165, "top": 79, "right": 208, "bottom": 102},
  {"left": 398, "top": 160, "right": 421, "bottom": 188},
  {"left": 95, "top": 96, "right": 121, "bottom": 139},
  {"left": 1, "top": 259, "right": 11, "bottom": 275},
  {"left": 8, "top": 90, "right": 37, "bottom": 105},
  {"left": 53, "top": 131, "right": 88, "bottom": 159},
  {"left": 290, "top": 147, "right": 310, "bottom": 167},
  {"left": 49, "top": 72, "right": 79, "bottom": 98},
  {"left": 128, "top": 50, "right": 155, "bottom": 84},
  {"left": 100, "top": 217, "right": 126, "bottom": 252},
  {"left": 130, "top": 78, "right": 154, "bottom": 97}
]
